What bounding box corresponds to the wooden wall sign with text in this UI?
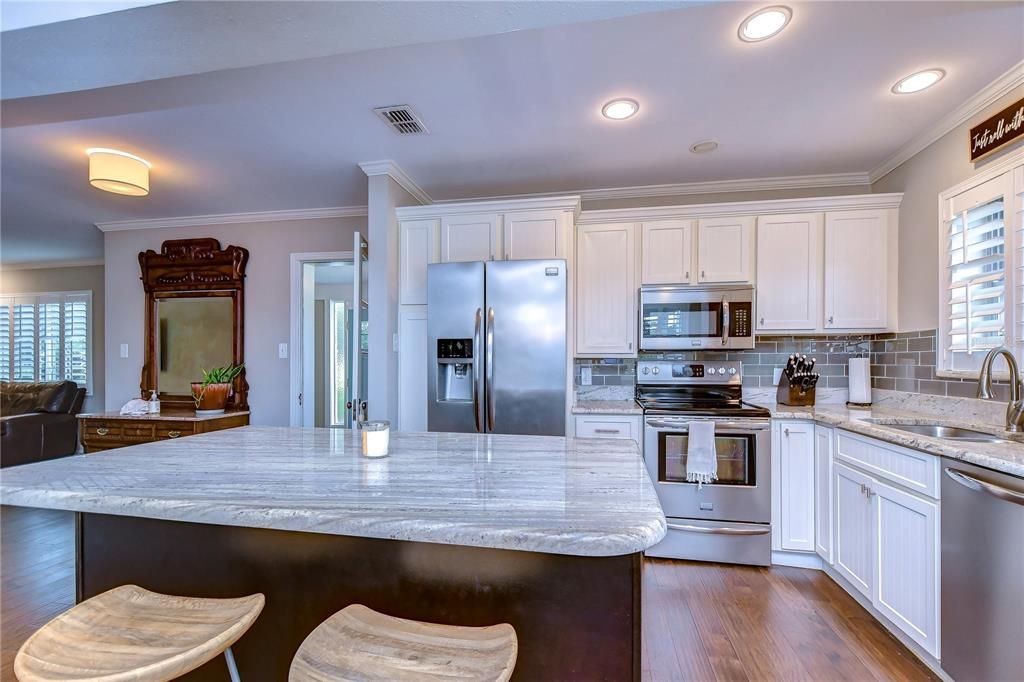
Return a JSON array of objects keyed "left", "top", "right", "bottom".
[{"left": 970, "top": 97, "right": 1024, "bottom": 162}]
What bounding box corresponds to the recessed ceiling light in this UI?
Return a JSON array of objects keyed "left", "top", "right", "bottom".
[
  {"left": 891, "top": 68, "right": 946, "bottom": 94},
  {"left": 602, "top": 98, "right": 639, "bottom": 120},
  {"left": 738, "top": 5, "right": 792, "bottom": 42},
  {"left": 86, "top": 148, "right": 151, "bottom": 196},
  {"left": 689, "top": 140, "right": 719, "bottom": 154}
]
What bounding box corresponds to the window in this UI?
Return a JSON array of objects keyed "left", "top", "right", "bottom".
[
  {"left": 939, "top": 160, "right": 1023, "bottom": 376},
  {"left": 0, "top": 291, "right": 91, "bottom": 392}
]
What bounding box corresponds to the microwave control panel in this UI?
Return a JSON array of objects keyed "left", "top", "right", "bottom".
[{"left": 730, "top": 303, "right": 752, "bottom": 338}]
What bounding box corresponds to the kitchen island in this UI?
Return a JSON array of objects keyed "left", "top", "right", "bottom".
[{"left": 0, "top": 426, "right": 665, "bottom": 681}]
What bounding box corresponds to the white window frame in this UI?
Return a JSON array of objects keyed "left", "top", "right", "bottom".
[
  {"left": 0, "top": 290, "right": 93, "bottom": 394},
  {"left": 937, "top": 149, "right": 1024, "bottom": 379}
]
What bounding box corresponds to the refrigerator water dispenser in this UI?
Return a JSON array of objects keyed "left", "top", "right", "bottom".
[{"left": 436, "top": 339, "right": 474, "bottom": 402}]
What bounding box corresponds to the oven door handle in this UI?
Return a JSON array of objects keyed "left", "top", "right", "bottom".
[
  {"left": 666, "top": 523, "right": 771, "bottom": 536},
  {"left": 645, "top": 419, "right": 770, "bottom": 431}
]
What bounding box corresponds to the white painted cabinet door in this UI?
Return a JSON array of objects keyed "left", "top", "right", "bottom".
[
  {"left": 641, "top": 219, "right": 693, "bottom": 284},
  {"left": 441, "top": 213, "right": 501, "bottom": 263},
  {"left": 814, "top": 425, "right": 834, "bottom": 564},
  {"left": 872, "top": 477, "right": 940, "bottom": 657},
  {"left": 399, "top": 219, "right": 440, "bottom": 305},
  {"left": 824, "top": 210, "right": 888, "bottom": 329},
  {"left": 573, "top": 415, "right": 642, "bottom": 445},
  {"left": 576, "top": 223, "right": 637, "bottom": 355},
  {"left": 833, "top": 461, "right": 874, "bottom": 598},
  {"left": 776, "top": 421, "right": 816, "bottom": 552},
  {"left": 696, "top": 216, "right": 754, "bottom": 283},
  {"left": 503, "top": 209, "right": 566, "bottom": 260},
  {"left": 397, "top": 306, "right": 428, "bottom": 432},
  {"left": 756, "top": 213, "right": 822, "bottom": 330}
]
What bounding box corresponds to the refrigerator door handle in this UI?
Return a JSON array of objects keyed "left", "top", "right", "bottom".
[
  {"left": 486, "top": 306, "right": 496, "bottom": 431},
  {"left": 473, "top": 307, "right": 483, "bottom": 433}
]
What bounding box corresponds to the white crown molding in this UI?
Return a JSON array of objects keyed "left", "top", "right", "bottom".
[
  {"left": 396, "top": 194, "right": 581, "bottom": 220},
  {"left": 95, "top": 206, "right": 367, "bottom": 232},
  {"left": 578, "top": 172, "right": 871, "bottom": 201},
  {"left": 358, "top": 160, "right": 432, "bottom": 206},
  {"left": 577, "top": 192, "right": 903, "bottom": 224},
  {"left": 1, "top": 258, "right": 105, "bottom": 271},
  {"left": 869, "top": 60, "right": 1024, "bottom": 184}
]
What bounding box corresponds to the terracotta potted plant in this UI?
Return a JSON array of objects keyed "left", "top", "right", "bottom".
[{"left": 191, "top": 364, "right": 244, "bottom": 414}]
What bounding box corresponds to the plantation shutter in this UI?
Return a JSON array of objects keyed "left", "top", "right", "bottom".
[
  {"left": 64, "top": 294, "right": 90, "bottom": 388},
  {"left": 946, "top": 196, "right": 1006, "bottom": 357},
  {"left": 13, "top": 298, "right": 37, "bottom": 381},
  {"left": 0, "top": 300, "right": 9, "bottom": 382},
  {"left": 0, "top": 291, "right": 91, "bottom": 390}
]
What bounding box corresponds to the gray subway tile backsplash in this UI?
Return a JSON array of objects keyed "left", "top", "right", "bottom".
[{"left": 574, "top": 328, "right": 1006, "bottom": 400}]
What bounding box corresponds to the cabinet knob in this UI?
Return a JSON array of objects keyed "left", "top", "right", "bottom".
[
  {"left": 167, "top": 431, "right": 181, "bottom": 438},
  {"left": 784, "top": 427, "right": 790, "bottom": 436},
  {"left": 828, "top": 316, "right": 834, "bottom": 325},
  {"left": 96, "top": 427, "right": 109, "bottom": 436},
  {"left": 760, "top": 317, "right": 765, "bottom": 325},
  {"left": 685, "top": 271, "right": 690, "bottom": 280},
  {"left": 701, "top": 270, "right": 706, "bottom": 280}
]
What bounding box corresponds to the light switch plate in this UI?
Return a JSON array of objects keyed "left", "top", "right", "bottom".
[
  {"left": 278, "top": 343, "right": 288, "bottom": 359},
  {"left": 581, "top": 366, "right": 592, "bottom": 386},
  {"left": 119, "top": 343, "right": 129, "bottom": 359}
]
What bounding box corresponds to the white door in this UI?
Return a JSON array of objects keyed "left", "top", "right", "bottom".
[
  {"left": 833, "top": 461, "right": 874, "bottom": 598},
  {"left": 824, "top": 210, "right": 888, "bottom": 329},
  {"left": 349, "top": 233, "right": 369, "bottom": 426},
  {"left": 872, "top": 477, "right": 940, "bottom": 657},
  {"left": 576, "top": 223, "right": 637, "bottom": 355},
  {"left": 756, "top": 213, "right": 822, "bottom": 330},
  {"left": 399, "top": 219, "right": 439, "bottom": 305},
  {"left": 397, "top": 306, "right": 428, "bottom": 432},
  {"left": 641, "top": 219, "right": 693, "bottom": 284},
  {"left": 696, "top": 216, "right": 754, "bottom": 283},
  {"left": 814, "top": 425, "right": 834, "bottom": 564},
  {"left": 441, "top": 213, "right": 500, "bottom": 262},
  {"left": 503, "top": 210, "right": 566, "bottom": 260},
  {"left": 776, "top": 421, "right": 816, "bottom": 552}
]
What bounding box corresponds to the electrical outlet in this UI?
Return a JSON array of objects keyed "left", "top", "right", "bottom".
[
  {"left": 581, "top": 366, "right": 592, "bottom": 386},
  {"left": 119, "top": 343, "right": 129, "bottom": 359},
  {"left": 278, "top": 343, "right": 288, "bottom": 359},
  {"left": 393, "top": 333, "right": 399, "bottom": 352}
]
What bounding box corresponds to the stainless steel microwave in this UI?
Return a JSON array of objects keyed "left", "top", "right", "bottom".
[{"left": 639, "top": 285, "right": 755, "bottom": 350}]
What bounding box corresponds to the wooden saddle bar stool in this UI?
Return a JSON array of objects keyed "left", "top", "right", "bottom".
[
  {"left": 289, "top": 604, "right": 518, "bottom": 682},
  {"left": 14, "top": 584, "right": 265, "bottom": 682}
]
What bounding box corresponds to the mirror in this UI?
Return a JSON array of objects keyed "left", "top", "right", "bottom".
[{"left": 157, "top": 297, "right": 234, "bottom": 394}]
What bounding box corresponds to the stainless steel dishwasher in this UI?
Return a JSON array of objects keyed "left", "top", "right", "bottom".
[{"left": 941, "top": 459, "right": 1024, "bottom": 681}]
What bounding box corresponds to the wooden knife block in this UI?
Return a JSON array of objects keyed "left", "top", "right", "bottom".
[{"left": 776, "top": 374, "right": 816, "bottom": 406}]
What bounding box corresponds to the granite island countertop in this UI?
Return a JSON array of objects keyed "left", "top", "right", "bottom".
[
  {"left": 754, "top": 401, "right": 1024, "bottom": 478},
  {"left": 0, "top": 426, "right": 666, "bottom": 557}
]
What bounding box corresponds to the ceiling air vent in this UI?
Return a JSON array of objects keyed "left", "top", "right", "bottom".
[{"left": 373, "top": 105, "right": 428, "bottom": 135}]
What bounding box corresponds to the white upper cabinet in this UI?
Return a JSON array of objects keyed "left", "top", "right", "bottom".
[
  {"left": 756, "top": 213, "right": 822, "bottom": 330},
  {"left": 824, "top": 209, "right": 889, "bottom": 329},
  {"left": 503, "top": 209, "right": 568, "bottom": 261},
  {"left": 576, "top": 222, "right": 637, "bottom": 356},
  {"left": 399, "top": 219, "right": 440, "bottom": 305},
  {"left": 441, "top": 213, "right": 501, "bottom": 263},
  {"left": 696, "top": 216, "right": 754, "bottom": 284},
  {"left": 641, "top": 219, "right": 693, "bottom": 284}
]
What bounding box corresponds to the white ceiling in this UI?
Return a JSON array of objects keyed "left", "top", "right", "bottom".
[
  {"left": 2, "top": 1, "right": 1022, "bottom": 265},
  {"left": 0, "top": 0, "right": 173, "bottom": 33}
]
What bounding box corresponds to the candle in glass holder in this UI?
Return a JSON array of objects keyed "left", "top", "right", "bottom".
[{"left": 359, "top": 420, "right": 390, "bottom": 457}]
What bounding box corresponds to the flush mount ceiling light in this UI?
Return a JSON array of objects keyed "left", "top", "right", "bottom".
[
  {"left": 602, "top": 98, "right": 639, "bottom": 120},
  {"left": 891, "top": 68, "right": 946, "bottom": 94},
  {"left": 738, "top": 5, "right": 792, "bottom": 42},
  {"left": 86, "top": 148, "right": 151, "bottom": 196},
  {"left": 689, "top": 140, "right": 719, "bottom": 154}
]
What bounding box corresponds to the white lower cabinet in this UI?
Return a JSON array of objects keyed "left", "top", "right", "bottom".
[
  {"left": 396, "top": 306, "right": 428, "bottom": 432},
  {"left": 573, "top": 415, "right": 641, "bottom": 445},
  {"left": 772, "top": 420, "right": 816, "bottom": 552},
  {"left": 833, "top": 460, "right": 875, "bottom": 598},
  {"left": 814, "top": 425, "right": 834, "bottom": 564}
]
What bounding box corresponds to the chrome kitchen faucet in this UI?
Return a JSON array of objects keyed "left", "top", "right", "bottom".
[{"left": 976, "top": 346, "right": 1024, "bottom": 432}]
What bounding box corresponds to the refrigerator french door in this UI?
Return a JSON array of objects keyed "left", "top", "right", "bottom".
[{"left": 427, "top": 259, "right": 567, "bottom": 436}]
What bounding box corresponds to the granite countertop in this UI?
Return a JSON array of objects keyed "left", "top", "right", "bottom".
[
  {"left": 572, "top": 400, "right": 643, "bottom": 415},
  {"left": 78, "top": 409, "right": 250, "bottom": 422},
  {"left": 0, "top": 426, "right": 666, "bottom": 558},
  {"left": 754, "top": 401, "right": 1024, "bottom": 478}
]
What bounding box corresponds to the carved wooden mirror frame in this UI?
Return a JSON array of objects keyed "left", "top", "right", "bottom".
[{"left": 139, "top": 238, "right": 249, "bottom": 410}]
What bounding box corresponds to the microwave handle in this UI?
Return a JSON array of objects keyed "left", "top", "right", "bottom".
[{"left": 721, "top": 296, "right": 730, "bottom": 346}]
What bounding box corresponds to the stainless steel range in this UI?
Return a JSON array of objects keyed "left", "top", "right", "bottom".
[{"left": 637, "top": 359, "right": 772, "bottom": 566}]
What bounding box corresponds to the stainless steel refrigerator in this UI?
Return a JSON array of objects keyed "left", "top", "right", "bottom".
[{"left": 427, "top": 259, "right": 567, "bottom": 436}]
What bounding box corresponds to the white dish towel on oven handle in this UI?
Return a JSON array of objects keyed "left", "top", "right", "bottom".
[{"left": 686, "top": 421, "right": 718, "bottom": 489}]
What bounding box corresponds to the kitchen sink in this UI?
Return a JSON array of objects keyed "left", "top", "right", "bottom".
[{"left": 877, "top": 423, "right": 1015, "bottom": 444}]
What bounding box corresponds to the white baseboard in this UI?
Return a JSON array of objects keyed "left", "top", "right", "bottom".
[{"left": 771, "top": 550, "right": 823, "bottom": 569}]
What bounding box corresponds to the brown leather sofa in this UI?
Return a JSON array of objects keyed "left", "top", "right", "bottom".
[{"left": 1, "top": 381, "right": 85, "bottom": 468}]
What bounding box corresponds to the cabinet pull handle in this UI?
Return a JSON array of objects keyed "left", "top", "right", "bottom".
[
  {"left": 784, "top": 427, "right": 790, "bottom": 436},
  {"left": 860, "top": 483, "right": 867, "bottom": 495},
  {"left": 828, "top": 316, "right": 834, "bottom": 325},
  {"left": 685, "top": 271, "right": 690, "bottom": 280},
  {"left": 594, "top": 428, "right": 621, "bottom": 434},
  {"left": 96, "top": 427, "right": 109, "bottom": 436},
  {"left": 760, "top": 317, "right": 765, "bottom": 325},
  {"left": 866, "top": 487, "right": 876, "bottom": 498},
  {"left": 167, "top": 431, "right": 181, "bottom": 438},
  {"left": 701, "top": 270, "right": 705, "bottom": 280}
]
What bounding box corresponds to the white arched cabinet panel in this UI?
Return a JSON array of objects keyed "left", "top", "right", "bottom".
[
  {"left": 824, "top": 210, "right": 889, "bottom": 329},
  {"left": 832, "top": 461, "right": 874, "bottom": 599},
  {"left": 441, "top": 213, "right": 501, "bottom": 263},
  {"left": 399, "top": 219, "right": 440, "bottom": 305},
  {"left": 773, "top": 421, "right": 816, "bottom": 552},
  {"left": 696, "top": 216, "right": 754, "bottom": 283},
  {"left": 641, "top": 219, "right": 693, "bottom": 284},
  {"left": 576, "top": 222, "right": 637, "bottom": 356},
  {"left": 814, "top": 425, "right": 834, "bottom": 565},
  {"left": 756, "top": 213, "right": 822, "bottom": 330},
  {"left": 503, "top": 209, "right": 567, "bottom": 260},
  {"left": 397, "top": 306, "right": 428, "bottom": 432}
]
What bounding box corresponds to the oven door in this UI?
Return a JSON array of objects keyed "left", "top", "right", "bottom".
[{"left": 643, "top": 416, "right": 771, "bottom": 523}]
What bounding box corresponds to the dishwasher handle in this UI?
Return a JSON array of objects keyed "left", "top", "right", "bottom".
[{"left": 944, "top": 467, "right": 1024, "bottom": 507}]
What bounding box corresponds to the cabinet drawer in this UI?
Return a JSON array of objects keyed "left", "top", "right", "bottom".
[
  {"left": 574, "top": 415, "right": 640, "bottom": 442},
  {"left": 156, "top": 423, "right": 195, "bottom": 440},
  {"left": 82, "top": 422, "right": 122, "bottom": 439},
  {"left": 835, "top": 430, "right": 940, "bottom": 498}
]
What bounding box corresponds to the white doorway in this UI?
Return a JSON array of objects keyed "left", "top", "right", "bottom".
[{"left": 289, "top": 244, "right": 364, "bottom": 428}]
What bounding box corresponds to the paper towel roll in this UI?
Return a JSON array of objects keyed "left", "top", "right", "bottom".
[{"left": 848, "top": 357, "right": 872, "bottom": 405}]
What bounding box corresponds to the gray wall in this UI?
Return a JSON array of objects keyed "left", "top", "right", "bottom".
[
  {"left": 872, "top": 85, "right": 1024, "bottom": 332},
  {"left": 0, "top": 264, "right": 106, "bottom": 413},
  {"left": 103, "top": 217, "right": 363, "bottom": 425}
]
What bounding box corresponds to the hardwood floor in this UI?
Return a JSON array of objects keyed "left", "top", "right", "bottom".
[{"left": 0, "top": 506, "right": 936, "bottom": 681}]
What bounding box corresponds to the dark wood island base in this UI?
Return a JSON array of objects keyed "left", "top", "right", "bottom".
[{"left": 77, "top": 512, "right": 642, "bottom": 681}]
